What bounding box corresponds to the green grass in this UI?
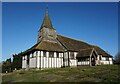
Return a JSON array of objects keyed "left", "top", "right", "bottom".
[{"left": 2, "top": 65, "right": 120, "bottom": 83}]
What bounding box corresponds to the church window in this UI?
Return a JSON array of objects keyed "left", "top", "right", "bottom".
[
  {"left": 49, "top": 52, "right": 54, "bottom": 57},
  {"left": 78, "top": 58, "right": 81, "bottom": 62},
  {"left": 70, "top": 52, "right": 74, "bottom": 59},
  {"left": 35, "top": 51, "right": 38, "bottom": 57},
  {"left": 99, "top": 55, "right": 102, "bottom": 60},
  {"left": 43, "top": 51, "right": 46, "bottom": 57},
  {"left": 106, "top": 57, "right": 109, "bottom": 61},
  {"left": 87, "top": 58, "right": 89, "bottom": 61},
  {"left": 56, "top": 52, "right": 59, "bottom": 58}
]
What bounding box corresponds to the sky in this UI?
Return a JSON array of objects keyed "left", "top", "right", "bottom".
[{"left": 2, "top": 2, "right": 118, "bottom": 61}]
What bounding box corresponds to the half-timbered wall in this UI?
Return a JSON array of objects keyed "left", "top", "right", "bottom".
[
  {"left": 96, "top": 55, "right": 113, "bottom": 65},
  {"left": 29, "top": 52, "right": 37, "bottom": 68},
  {"left": 64, "top": 52, "right": 68, "bottom": 66},
  {"left": 22, "top": 55, "right": 27, "bottom": 68},
  {"left": 69, "top": 52, "right": 77, "bottom": 66},
  {"left": 22, "top": 51, "right": 64, "bottom": 69},
  {"left": 77, "top": 58, "right": 90, "bottom": 66}
]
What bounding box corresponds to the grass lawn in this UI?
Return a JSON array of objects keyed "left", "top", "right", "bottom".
[{"left": 2, "top": 65, "right": 120, "bottom": 83}]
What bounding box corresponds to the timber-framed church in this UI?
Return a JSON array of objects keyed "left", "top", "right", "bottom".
[{"left": 21, "top": 7, "right": 113, "bottom": 69}]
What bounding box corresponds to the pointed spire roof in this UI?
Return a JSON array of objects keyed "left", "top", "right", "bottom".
[{"left": 39, "top": 6, "right": 54, "bottom": 30}]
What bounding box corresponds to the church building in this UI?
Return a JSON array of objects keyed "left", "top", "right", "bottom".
[{"left": 21, "top": 7, "right": 113, "bottom": 69}]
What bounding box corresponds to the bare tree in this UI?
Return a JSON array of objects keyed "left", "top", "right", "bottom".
[{"left": 114, "top": 52, "right": 120, "bottom": 64}]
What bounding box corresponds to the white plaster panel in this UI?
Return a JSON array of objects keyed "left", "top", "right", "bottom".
[
  {"left": 109, "top": 58, "right": 112, "bottom": 61},
  {"left": 41, "top": 51, "right": 43, "bottom": 57},
  {"left": 37, "top": 56, "right": 40, "bottom": 68},
  {"left": 29, "top": 58, "right": 36, "bottom": 68},
  {"left": 38, "top": 51, "right": 40, "bottom": 57},
  {"left": 54, "top": 52, "right": 57, "bottom": 58},
  {"left": 78, "top": 61, "right": 89, "bottom": 65},
  {"left": 22, "top": 60, "right": 27, "bottom": 68},
  {"left": 46, "top": 52, "right": 49, "bottom": 57},
  {"left": 74, "top": 52, "right": 77, "bottom": 59},
  {"left": 49, "top": 58, "right": 51, "bottom": 68},
  {"left": 33, "top": 51, "right": 36, "bottom": 57},
  {"left": 102, "top": 57, "right": 106, "bottom": 61},
  {"left": 109, "top": 61, "right": 113, "bottom": 64},
  {"left": 43, "top": 57, "right": 45, "bottom": 68},
  {"left": 52, "top": 58, "right": 54, "bottom": 68},
  {"left": 41, "top": 56, "right": 43, "bottom": 68},
  {"left": 22, "top": 56, "right": 24, "bottom": 60},
  {"left": 61, "top": 58, "right": 63, "bottom": 66},
  {"left": 59, "top": 58, "right": 61, "bottom": 67},
  {"left": 97, "top": 55, "right": 99, "bottom": 60},
  {"left": 46, "top": 57, "right": 48, "bottom": 68},
  {"left": 54, "top": 57, "right": 56, "bottom": 68},
  {"left": 56, "top": 58, "right": 58, "bottom": 68},
  {"left": 25, "top": 55, "right": 27, "bottom": 60}
]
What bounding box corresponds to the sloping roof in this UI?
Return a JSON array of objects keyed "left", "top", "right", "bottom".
[
  {"left": 21, "top": 35, "right": 112, "bottom": 57},
  {"left": 57, "top": 35, "right": 112, "bottom": 57},
  {"left": 22, "top": 41, "right": 65, "bottom": 55},
  {"left": 93, "top": 46, "right": 112, "bottom": 57},
  {"left": 21, "top": 43, "right": 38, "bottom": 55},
  {"left": 76, "top": 48, "right": 93, "bottom": 58},
  {"left": 36, "top": 41, "right": 65, "bottom": 52},
  {"left": 57, "top": 35, "right": 92, "bottom": 51}
]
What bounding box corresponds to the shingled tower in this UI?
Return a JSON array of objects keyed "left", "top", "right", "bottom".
[{"left": 37, "top": 7, "right": 57, "bottom": 43}]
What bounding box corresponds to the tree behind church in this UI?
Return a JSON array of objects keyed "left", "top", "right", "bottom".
[
  {"left": 114, "top": 52, "right": 120, "bottom": 64},
  {"left": 12, "top": 53, "right": 22, "bottom": 70}
]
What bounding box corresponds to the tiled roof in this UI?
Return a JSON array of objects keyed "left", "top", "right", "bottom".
[
  {"left": 21, "top": 35, "right": 112, "bottom": 57},
  {"left": 76, "top": 48, "right": 93, "bottom": 58},
  {"left": 57, "top": 35, "right": 112, "bottom": 57},
  {"left": 57, "top": 35, "right": 92, "bottom": 51},
  {"left": 35, "top": 41, "right": 65, "bottom": 52},
  {"left": 93, "top": 46, "right": 112, "bottom": 57}
]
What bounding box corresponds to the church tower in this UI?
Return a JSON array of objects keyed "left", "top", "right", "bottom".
[{"left": 37, "top": 7, "right": 57, "bottom": 43}]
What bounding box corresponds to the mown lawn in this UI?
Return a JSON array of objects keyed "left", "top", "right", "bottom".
[{"left": 2, "top": 65, "right": 120, "bottom": 83}]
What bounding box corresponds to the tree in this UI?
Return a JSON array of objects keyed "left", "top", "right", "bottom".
[
  {"left": 2, "top": 58, "right": 12, "bottom": 73},
  {"left": 12, "top": 53, "right": 22, "bottom": 70},
  {"left": 114, "top": 52, "right": 120, "bottom": 64}
]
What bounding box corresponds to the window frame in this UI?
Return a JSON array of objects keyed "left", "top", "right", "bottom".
[
  {"left": 56, "top": 52, "right": 59, "bottom": 58},
  {"left": 70, "top": 52, "right": 74, "bottom": 59},
  {"left": 49, "top": 52, "right": 54, "bottom": 58},
  {"left": 43, "top": 51, "right": 46, "bottom": 57}
]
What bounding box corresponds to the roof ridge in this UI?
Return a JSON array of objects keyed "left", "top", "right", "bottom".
[
  {"left": 79, "top": 48, "right": 93, "bottom": 51},
  {"left": 57, "top": 34, "right": 93, "bottom": 46}
]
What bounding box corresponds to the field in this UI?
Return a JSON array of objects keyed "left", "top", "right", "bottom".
[{"left": 2, "top": 65, "right": 120, "bottom": 83}]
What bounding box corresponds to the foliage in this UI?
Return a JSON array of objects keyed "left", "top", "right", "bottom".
[
  {"left": 114, "top": 52, "right": 120, "bottom": 64},
  {"left": 2, "top": 58, "right": 12, "bottom": 73},
  {"left": 12, "top": 53, "right": 22, "bottom": 70},
  {"left": 2, "top": 52, "right": 22, "bottom": 73}
]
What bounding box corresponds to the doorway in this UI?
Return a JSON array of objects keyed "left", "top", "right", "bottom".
[{"left": 90, "top": 51, "right": 97, "bottom": 66}]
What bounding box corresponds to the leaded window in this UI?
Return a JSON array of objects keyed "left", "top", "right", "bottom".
[
  {"left": 49, "top": 52, "right": 54, "bottom": 57},
  {"left": 70, "top": 52, "right": 74, "bottom": 59},
  {"left": 99, "top": 55, "right": 102, "bottom": 60},
  {"left": 56, "top": 52, "right": 59, "bottom": 58},
  {"left": 43, "top": 51, "right": 46, "bottom": 57},
  {"left": 106, "top": 57, "right": 109, "bottom": 61}
]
